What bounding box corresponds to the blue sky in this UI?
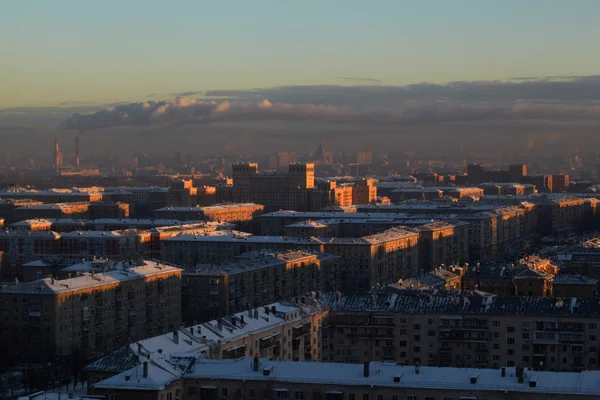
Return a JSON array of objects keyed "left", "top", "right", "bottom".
[{"left": 1, "top": 0, "right": 599, "bottom": 108}]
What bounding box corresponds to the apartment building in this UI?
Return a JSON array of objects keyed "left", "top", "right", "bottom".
[
  {"left": 9, "top": 218, "right": 54, "bottom": 231},
  {"left": 59, "top": 230, "right": 151, "bottom": 260},
  {"left": 14, "top": 202, "right": 91, "bottom": 221},
  {"left": 322, "top": 288, "right": 600, "bottom": 372},
  {"left": 308, "top": 179, "right": 377, "bottom": 210},
  {"left": 87, "top": 202, "right": 130, "bottom": 219},
  {"left": 163, "top": 228, "right": 419, "bottom": 292},
  {"left": 232, "top": 162, "right": 315, "bottom": 210},
  {"left": 0, "top": 199, "right": 44, "bottom": 223},
  {"left": 462, "top": 262, "right": 553, "bottom": 297},
  {"left": 414, "top": 221, "right": 470, "bottom": 271},
  {"left": 0, "top": 230, "right": 61, "bottom": 280},
  {"left": 181, "top": 250, "right": 339, "bottom": 321},
  {"left": 153, "top": 203, "right": 264, "bottom": 222},
  {"left": 91, "top": 357, "right": 600, "bottom": 400},
  {"left": 391, "top": 266, "right": 463, "bottom": 291},
  {"left": 0, "top": 260, "right": 181, "bottom": 364},
  {"left": 85, "top": 299, "right": 326, "bottom": 386},
  {"left": 0, "top": 187, "right": 103, "bottom": 204},
  {"left": 167, "top": 179, "right": 198, "bottom": 207},
  {"left": 553, "top": 275, "right": 599, "bottom": 299}
]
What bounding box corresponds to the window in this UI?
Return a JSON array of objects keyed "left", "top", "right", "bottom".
[
  {"left": 414, "top": 346, "right": 421, "bottom": 353},
  {"left": 249, "top": 390, "right": 255, "bottom": 398},
  {"left": 522, "top": 344, "right": 529, "bottom": 351},
  {"left": 428, "top": 330, "right": 436, "bottom": 337},
  {"left": 493, "top": 344, "right": 500, "bottom": 350},
  {"left": 590, "top": 323, "right": 597, "bottom": 330},
  {"left": 425, "top": 397, "right": 436, "bottom": 400},
  {"left": 377, "top": 396, "right": 383, "bottom": 400},
  {"left": 522, "top": 333, "right": 529, "bottom": 340},
  {"left": 167, "top": 394, "right": 172, "bottom": 400},
  {"left": 590, "top": 358, "right": 597, "bottom": 365},
  {"left": 507, "top": 338, "right": 515, "bottom": 345},
  {"left": 590, "top": 347, "right": 597, "bottom": 353},
  {"left": 236, "top": 389, "right": 242, "bottom": 398},
  {"left": 522, "top": 356, "right": 529, "bottom": 362},
  {"left": 507, "top": 326, "right": 515, "bottom": 333},
  {"left": 492, "top": 320, "right": 500, "bottom": 327},
  {"left": 590, "top": 335, "right": 597, "bottom": 341},
  {"left": 188, "top": 387, "right": 198, "bottom": 395},
  {"left": 414, "top": 324, "right": 421, "bottom": 330},
  {"left": 522, "top": 321, "right": 529, "bottom": 328},
  {"left": 428, "top": 318, "right": 434, "bottom": 325},
  {"left": 493, "top": 355, "right": 500, "bottom": 361},
  {"left": 222, "top": 388, "right": 228, "bottom": 397},
  {"left": 507, "top": 349, "right": 515, "bottom": 356},
  {"left": 407, "top": 397, "right": 417, "bottom": 400},
  {"left": 295, "top": 392, "right": 304, "bottom": 400},
  {"left": 414, "top": 335, "right": 421, "bottom": 341},
  {"left": 349, "top": 395, "right": 355, "bottom": 400},
  {"left": 363, "top": 395, "right": 370, "bottom": 400}
]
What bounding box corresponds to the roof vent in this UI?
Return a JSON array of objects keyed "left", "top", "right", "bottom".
[{"left": 470, "top": 373, "right": 479, "bottom": 384}]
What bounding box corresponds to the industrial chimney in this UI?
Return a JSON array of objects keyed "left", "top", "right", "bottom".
[
  {"left": 54, "top": 136, "right": 60, "bottom": 174},
  {"left": 75, "top": 135, "right": 80, "bottom": 170}
]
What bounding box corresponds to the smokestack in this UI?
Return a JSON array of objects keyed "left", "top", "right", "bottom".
[
  {"left": 143, "top": 361, "right": 148, "bottom": 378},
  {"left": 54, "top": 136, "right": 60, "bottom": 174},
  {"left": 253, "top": 356, "right": 260, "bottom": 371},
  {"left": 75, "top": 135, "right": 80, "bottom": 170},
  {"left": 363, "top": 361, "right": 370, "bottom": 377}
]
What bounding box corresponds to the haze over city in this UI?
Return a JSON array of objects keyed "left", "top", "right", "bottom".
[{"left": 3, "top": 2, "right": 600, "bottom": 400}]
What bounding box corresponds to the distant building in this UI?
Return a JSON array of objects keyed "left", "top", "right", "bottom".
[
  {"left": 153, "top": 203, "right": 264, "bottom": 222},
  {"left": 232, "top": 162, "right": 315, "bottom": 210},
  {"left": 167, "top": 179, "right": 198, "bottom": 207}
]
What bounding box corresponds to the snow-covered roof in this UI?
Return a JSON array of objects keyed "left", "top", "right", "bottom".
[
  {"left": 155, "top": 203, "right": 263, "bottom": 212},
  {"left": 97, "top": 357, "right": 600, "bottom": 396},
  {"left": 553, "top": 274, "right": 599, "bottom": 285},
  {"left": 165, "top": 228, "right": 418, "bottom": 245},
  {"left": 183, "top": 250, "right": 338, "bottom": 276}
]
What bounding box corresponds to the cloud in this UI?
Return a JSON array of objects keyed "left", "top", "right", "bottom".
[
  {"left": 59, "top": 96, "right": 600, "bottom": 132},
  {"left": 58, "top": 75, "right": 600, "bottom": 132},
  {"left": 148, "top": 90, "right": 203, "bottom": 98},
  {"left": 337, "top": 77, "right": 382, "bottom": 84}
]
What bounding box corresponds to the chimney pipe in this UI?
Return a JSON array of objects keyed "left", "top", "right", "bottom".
[
  {"left": 501, "top": 367, "right": 506, "bottom": 377},
  {"left": 363, "top": 361, "right": 370, "bottom": 377},
  {"left": 240, "top": 315, "right": 245, "bottom": 325},
  {"left": 75, "top": 136, "right": 80, "bottom": 170},
  {"left": 271, "top": 305, "right": 276, "bottom": 315},
  {"left": 173, "top": 327, "right": 179, "bottom": 344},
  {"left": 143, "top": 361, "right": 148, "bottom": 378},
  {"left": 54, "top": 136, "right": 60, "bottom": 174},
  {"left": 253, "top": 356, "right": 259, "bottom": 371}
]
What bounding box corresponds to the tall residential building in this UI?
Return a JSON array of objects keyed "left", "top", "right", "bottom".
[
  {"left": 0, "top": 260, "right": 182, "bottom": 364},
  {"left": 167, "top": 179, "right": 198, "bottom": 207},
  {"left": 181, "top": 250, "right": 340, "bottom": 322},
  {"left": 232, "top": 162, "right": 314, "bottom": 210}
]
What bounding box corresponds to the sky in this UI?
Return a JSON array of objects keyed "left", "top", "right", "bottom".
[{"left": 1, "top": 0, "right": 600, "bottom": 108}]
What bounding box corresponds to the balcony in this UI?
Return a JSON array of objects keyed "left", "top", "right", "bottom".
[{"left": 259, "top": 333, "right": 280, "bottom": 350}]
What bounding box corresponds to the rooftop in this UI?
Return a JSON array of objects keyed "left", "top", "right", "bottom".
[
  {"left": 0, "top": 260, "right": 181, "bottom": 295},
  {"left": 96, "top": 357, "right": 600, "bottom": 396},
  {"left": 165, "top": 228, "right": 418, "bottom": 245},
  {"left": 155, "top": 203, "right": 263, "bottom": 212},
  {"left": 183, "top": 250, "right": 338, "bottom": 276},
  {"left": 321, "top": 287, "right": 600, "bottom": 317},
  {"left": 553, "top": 274, "right": 599, "bottom": 285}
]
